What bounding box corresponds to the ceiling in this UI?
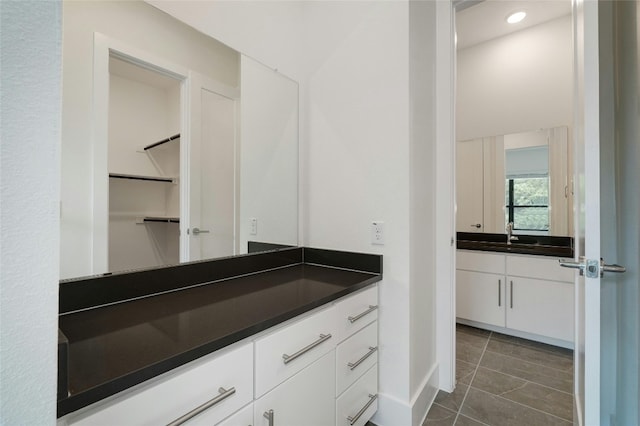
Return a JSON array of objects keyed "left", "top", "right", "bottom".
[
  {"left": 109, "top": 56, "right": 180, "bottom": 90},
  {"left": 456, "top": 0, "right": 571, "bottom": 50}
]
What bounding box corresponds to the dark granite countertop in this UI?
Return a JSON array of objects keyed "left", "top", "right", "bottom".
[
  {"left": 57, "top": 247, "right": 382, "bottom": 417},
  {"left": 457, "top": 232, "right": 574, "bottom": 258}
]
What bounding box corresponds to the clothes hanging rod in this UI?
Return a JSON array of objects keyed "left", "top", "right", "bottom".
[
  {"left": 109, "top": 173, "right": 174, "bottom": 183},
  {"left": 143, "top": 216, "right": 179, "bottom": 223},
  {"left": 144, "top": 133, "right": 180, "bottom": 151}
]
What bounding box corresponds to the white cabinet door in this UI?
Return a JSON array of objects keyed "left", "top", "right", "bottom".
[
  {"left": 215, "top": 403, "right": 253, "bottom": 426},
  {"left": 456, "top": 138, "right": 484, "bottom": 232},
  {"left": 506, "top": 277, "right": 574, "bottom": 342},
  {"left": 456, "top": 270, "right": 505, "bottom": 327},
  {"left": 254, "top": 351, "right": 335, "bottom": 426}
]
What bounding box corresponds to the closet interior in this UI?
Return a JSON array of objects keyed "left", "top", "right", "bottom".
[{"left": 107, "top": 57, "right": 181, "bottom": 272}]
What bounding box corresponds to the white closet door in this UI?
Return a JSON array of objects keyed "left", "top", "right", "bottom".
[
  {"left": 456, "top": 138, "right": 484, "bottom": 232},
  {"left": 185, "top": 74, "right": 238, "bottom": 262}
]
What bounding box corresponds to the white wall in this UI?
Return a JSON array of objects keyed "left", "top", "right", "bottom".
[
  {"left": 61, "top": 1, "right": 238, "bottom": 279},
  {"left": 0, "top": 1, "right": 61, "bottom": 422},
  {"left": 456, "top": 15, "right": 573, "bottom": 141}
]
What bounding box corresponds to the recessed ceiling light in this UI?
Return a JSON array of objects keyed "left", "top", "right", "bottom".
[{"left": 506, "top": 11, "right": 527, "bottom": 24}]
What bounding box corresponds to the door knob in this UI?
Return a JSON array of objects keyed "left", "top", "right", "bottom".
[
  {"left": 559, "top": 257, "right": 626, "bottom": 278},
  {"left": 191, "top": 227, "right": 210, "bottom": 235},
  {"left": 471, "top": 223, "right": 481, "bottom": 229}
]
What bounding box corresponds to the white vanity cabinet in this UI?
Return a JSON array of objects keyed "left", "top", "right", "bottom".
[
  {"left": 456, "top": 250, "right": 574, "bottom": 347},
  {"left": 59, "top": 285, "right": 380, "bottom": 426}
]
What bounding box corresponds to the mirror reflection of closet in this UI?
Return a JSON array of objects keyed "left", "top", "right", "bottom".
[{"left": 107, "top": 57, "right": 182, "bottom": 272}]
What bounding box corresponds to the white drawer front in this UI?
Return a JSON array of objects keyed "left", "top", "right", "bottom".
[
  {"left": 336, "top": 321, "right": 378, "bottom": 396},
  {"left": 255, "top": 306, "right": 337, "bottom": 397},
  {"left": 457, "top": 250, "right": 505, "bottom": 274},
  {"left": 69, "top": 342, "right": 253, "bottom": 426},
  {"left": 215, "top": 403, "right": 253, "bottom": 426},
  {"left": 335, "top": 286, "right": 378, "bottom": 343},
  {"left": 507, "top": 254, "right": 575, "bottom": 282},
  {"left": 336, "top": 365, "right": 378, "bottom": 426}
]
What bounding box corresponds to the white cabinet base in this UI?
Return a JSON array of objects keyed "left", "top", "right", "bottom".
[{"left": 456, "top": 318, "right": 574, "bottom": 349}]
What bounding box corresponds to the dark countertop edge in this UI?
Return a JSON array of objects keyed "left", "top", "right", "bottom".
[
  {"left": 56, "top": 274, "right": 381, "bottom": 418},
  {"left": 456, "top": 242, "right": 574, "bottom": 258}
]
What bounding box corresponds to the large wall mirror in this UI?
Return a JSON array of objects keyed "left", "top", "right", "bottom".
[
  {"left": 60, "top": 1, "right": 298, "bottom": 279},
  {"left": 455, "top": 0, "right": 573, "bottom": 237}
]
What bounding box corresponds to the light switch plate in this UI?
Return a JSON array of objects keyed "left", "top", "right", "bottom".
[
  {"left": 250, "top": 218, "right": 258, "bottom": 235},
  {"left": 371, "top": 221, "right": 384, "bottom": 245}
]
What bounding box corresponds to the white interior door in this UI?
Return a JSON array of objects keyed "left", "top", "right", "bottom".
[
  {"left": 184, "top": 73, "right": 239, "bottom": 262},
  {"left": 571, "top": 1, "right": 638, "bottom": 425},
  {"left": 456, "top": 138, "right": 484, "bottom": 232}
]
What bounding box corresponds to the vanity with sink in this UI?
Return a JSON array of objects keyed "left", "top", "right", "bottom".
[{"left": 456, "top": 232, "right": 575, "bottom": 348}]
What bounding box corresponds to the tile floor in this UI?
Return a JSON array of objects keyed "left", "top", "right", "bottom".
[{"left": 423, "top": 324, "right": 574, "bottom": 426}]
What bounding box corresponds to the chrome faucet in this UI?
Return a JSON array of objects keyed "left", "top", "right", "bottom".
[{"left": 506, "top": 222, "right": 519, "bottom": 245}]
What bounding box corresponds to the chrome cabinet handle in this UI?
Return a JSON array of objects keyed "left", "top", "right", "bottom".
[
  {"left": 510, "top": 281, "right": 513, "bottom": 309},
  {"left": 471, "top": 223, "right": 481, "bottom": 228},
  {"left": 166, "top": 387, "right": 236, "bottom": 426},
  {"left": 347, "top": 394, "right": 378, "bottom": 425},
  {"left": 282, "top": 334, "right": 332, "bottom": 364},
  {"left": 348, "top": 305, "right": 378, "bottom": 323},
  {"left": 498, "top": 279, "right": 501, "bottom": 307},
  {"left": 263, "top": 409, "right": 274, "bottom": 426},
  {"left": 347, "top": 346, "right": 378, "bottom": 371}
]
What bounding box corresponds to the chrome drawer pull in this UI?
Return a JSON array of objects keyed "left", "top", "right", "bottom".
[
  {"left": 347, "top": 393, "right": 378, "bottom": 425},
  {"left": 166, "top": 387, "right": 236, "bottom": 426},
  {"left": 347, "top": 346, "right": 378, "bottom": 370},
  {"left": 282, "top": 333, "right": 332, "bottom": 364},
  {"left": 263, "top": 409, "right": 274, "bottom": 426},
  {"left": 348, "top": 305, "right": 378, "bottom": 323}
]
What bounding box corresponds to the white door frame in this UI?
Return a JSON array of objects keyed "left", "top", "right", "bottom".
[
  {"left": 92, "top": 33, "right": 190, "bottom": 273},
  {"left": 435, "top": 0, "right": 457, "bottom": 393}
]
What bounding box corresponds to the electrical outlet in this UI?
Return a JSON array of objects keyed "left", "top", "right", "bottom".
[
  {"left": 250, "top": 218, "right": 258, "bottom": 235},
  {"left": 371, "top": 221, "right": 384, "bottom": 245}
]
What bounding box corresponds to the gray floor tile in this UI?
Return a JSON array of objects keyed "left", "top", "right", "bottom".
[
  {"left": 480, "top": 350, "right": 573, "bottom": 393},
  {"left": 456, "top": 360, "right": 476, "bottom": 385},
  {"left": 435, "top": 384, "right": 469, "bottom": 412},
  {"left": 471, "top": 367, "right": 572, "bottom": 421},
  {"left": 456, "top": 324, "right": 491, "bottom": 337},
  {"left": 424, "top": 404, "right": 457, "bottom": 426},
  {"left": 454, "top": 414, "right": 487, "bottom": 426},
  {"left": 485, "top": 339, "right": 573, "bottom": 372},
  {"left": 457, "top": 331, "right": 489, "bottom": 349},
  {"left": 460, "top": 388, "right": 571, "bottom": 426},
  {"left": 489, "top": 332, "right": 573, "bottom": 359},
  {"left": 457, "top": 340, "right": 484, "bottom": 365}
]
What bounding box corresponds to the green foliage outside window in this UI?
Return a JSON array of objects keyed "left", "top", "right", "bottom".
[{"left": 505, "top": 177, "right": 549, "bottom": 231}]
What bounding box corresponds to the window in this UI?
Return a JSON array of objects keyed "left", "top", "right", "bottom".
[{"left": 505, "top": 177, "right": 550, "bottom": 231}]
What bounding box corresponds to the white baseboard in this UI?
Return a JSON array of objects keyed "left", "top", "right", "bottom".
[
  {"left": 370, "top": 363, "right": 440, "bottom": 426},
  {"left": 411, "top": 363, "right": 439, "bottom": 426}
]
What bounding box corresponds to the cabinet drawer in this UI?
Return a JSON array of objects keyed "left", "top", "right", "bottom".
[
  {"left": 457, "top": 250, "right": 505, "bottom": 274},
  {"left": 336, "top": 321, "right": 378, "bottom": 396},
  {"left": 255, "top": 306, "right": 337, "bottom": 397},
  {"left": 336, "top": 364, "right": 378, "bottom": 426},
  {"left": 335, "top": 285, "right": 378, "bottom": 343},
  {"left": 506, "top": 255, "right": 574, "bottom": 282},
  {"left": 215, "top": 403, "right": 253, "bottom": 426},
  {"left": 69, "top": 342, "right": 253, "bottom": 426},
  {"left": 254, "top": 351, "right": 336, "bottom": 426}
]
